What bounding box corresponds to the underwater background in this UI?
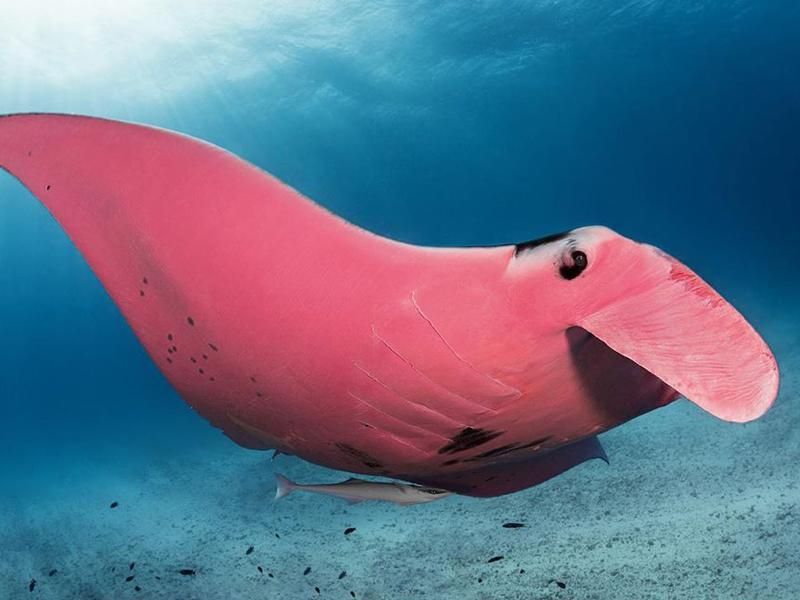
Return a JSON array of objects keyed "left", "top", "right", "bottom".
[{"left": 1, "top": 1, "right": 798, "bottom": 598}]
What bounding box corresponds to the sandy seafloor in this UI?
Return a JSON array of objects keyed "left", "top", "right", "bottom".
[{"left": 1, "top": 298, "right": 797, "bottom": 600}]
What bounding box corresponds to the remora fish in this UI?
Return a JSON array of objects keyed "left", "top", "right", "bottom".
[{"left": 274, "top": 474, "right": 451, "bottom": 505}]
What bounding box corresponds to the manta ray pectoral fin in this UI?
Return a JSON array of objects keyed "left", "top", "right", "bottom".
[
  {"left": 409, "top": 436, "right": 608, "bottom": 498},
  {"left": 576, "top": 244, "right": 779, "bottom": 423}
]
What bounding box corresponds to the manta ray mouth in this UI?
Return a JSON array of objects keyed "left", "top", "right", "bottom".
[{"left": 576, "top": 245, "right": 779, "bottom": 423}]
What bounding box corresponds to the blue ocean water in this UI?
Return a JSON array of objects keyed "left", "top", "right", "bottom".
[{"left": 1, "top": 2, "right": 798, "bottom": 598}]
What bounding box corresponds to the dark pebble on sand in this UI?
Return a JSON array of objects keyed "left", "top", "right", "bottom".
[
  {"left": 110, "top": 502, "right": 119, "bottom": 509},
  {"left": 179, "top": 569, "right": 196, "bottom": 576},
  {"left": 28, "top": 579, "right": 36, "bottom": 592},
  {"left": 246, "top": 546, "right": 254, "bottom": 555},
  {"left": 48, "top": 569, "right": 57, "bottom": 577},
  {"left": 344, "top": 527, "right": 356, "bottom": 535},
  {"left": 339, "top": 571, "right": 347, "bottom": 579},
  {"left": 502, "top": 522, "right": 525, "bottom": 528},
  {"left": 487, "top": 556, "right": 504, "bottom": 563},
  {"left": 304, "top": 567, "right": 311, "bottom": 576}
]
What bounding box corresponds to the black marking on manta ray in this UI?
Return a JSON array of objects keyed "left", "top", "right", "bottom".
[
  {"left": 187, "top": 316, "right": 195, "bottom": 326},
  {"left": 168, "top": 333, "right": 173, "bottom": 341},
  {"left": 45, "top": 184, "right": 51, "bottom": 191},
  {"left": 463, "top": 436, "right": 553, "bottom": 462},
  {"left": 335, "top": 443, "right": 383, "bottom": 469},
  {"left": 513, "top": 230, "right": 572, "bottom": 256},
  {"left": 142, "top": 277, "right": 148, "bottom": 285},
  {"left": 441, "top": 458, "right": 460, "bottom": 466},
  {"left": 438, "top": 427, "right": 504, "bottom": 455},
  {"left": 208, "top": 342, "right": 219, "bottom": 352},
  {"left": 139, "top": 290, "right": 145, "bottom": 297}
]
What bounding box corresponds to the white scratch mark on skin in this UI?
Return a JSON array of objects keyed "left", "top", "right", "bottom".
[
  {"left": 352, "top": 362, "right": 462, "bottom": 427},
  {"left": 347, "top": 391, "right": 437, "bottom": 454},
  {"left": 370, "top": 325, "right": 496, "bottom": 414},
  {"left": 409, "top": 290, "right": 522, "bottom": 400}
]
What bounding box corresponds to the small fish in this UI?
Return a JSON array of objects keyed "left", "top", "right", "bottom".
[
  {"left": 271, "top": 449, "right": 292, "bottom": 460},
  {"left": 487, "top": 556, "right": 504, "bottom": 563},
  {"left": 257, "top": 566, "right": 263, "bottom": 574},
  {"left": 110, "top": 501, "right": 119, "bottom": 509},
  {"left": 29, "top": 579, "right": 36, "bottom": 592},
  {"left": 246, "top": 546, "right": 254, "bottom": 555},
  {"left": 339, "top": 571, "right": 347, "bottom": 580},
  {"left": 303, "top": 567, "right": 311, "bottom": 576},
  {"left": 178, "top": 569, "right": 196, "bottom": 576},
  {"left": 274, "top": 474, "right": 451, "bottom": 505},
  {"left": 556, "top": 581, "right": 566, "bottom": 589},
  {"left": 135, "top": 586, "right": 141, "bottom": 592},
  {"left": 125, "top": 575, "right": 135, "bottom": 582},
  {"left": 502, "top": 522, "right": 526, "bottom": 529},
  {"left": 315, "top": 587, "right": 321, "bottom": 594},
  {"left": 48, "top": 569, "right": 57, "bottom": 577},
  {"left": 129, "top": 562, "right": 135, "bottom": 571},
  {"left": 344, "top": 527, "right": 356, "bottom": 535}
]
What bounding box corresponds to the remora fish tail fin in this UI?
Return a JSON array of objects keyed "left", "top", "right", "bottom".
[{"left": 274, "top": 474, "right": 295, "bottom": 500}]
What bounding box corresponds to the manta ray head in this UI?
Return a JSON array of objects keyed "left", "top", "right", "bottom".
[{"left": 509, "top": 225, "right": 779, "bottom": 424}]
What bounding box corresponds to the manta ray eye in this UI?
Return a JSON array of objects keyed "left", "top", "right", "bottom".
[{"left": 559, "top": 250, "right": 588, "bottom": 280}]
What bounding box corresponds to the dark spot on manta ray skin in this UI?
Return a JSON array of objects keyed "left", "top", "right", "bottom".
[
  {"left": 514, "top": 230, "right": 572, "bottom": 256},
  {"left": 45, "top": 184, "right": 51, "bottom": 191},
  {"left": 142, "top": 277, "right": 148, "bottom": 285},
  {"left": 27, "top": 150, "right": 32, "bottom": 156},
  {"left": 250, "top": 376, "right": 257, "bottom": 383},
  {"left": 464, "top": 436, "right": 553, "bottom": 462},
  {"left": 560, "top": 250, "right": 588, "bottom": 280},
  {"left": 187, "top": 316, "right": 194, "bottom": 326},
  {"left": 209, "top": 377, "right": 215, "bottom": 382},
  {"left": 335, "top": 443, "right": 383, "bottom": 469},
  {"left": 256, "top": 392, "right": 263, "bottom": 398},
  {"left": 167, "top": 334, "right": 173, "bottom": 341},
  {"left": 198, "top": 368, "right": 204, "bottom": 374},
  {"left": 485, "top": 476, "right": 497, "bottom": 482},
  {"left": 190, "top": 357, "right": 197, "bottom": 363},
  {"left": 139, "top": 290, "right": 145, "bottom": 297},
  {"left": 167, "top": 348, "right": 173, "bottom": 354},
  {"left": 438, "top": 427, "right": 504, "bottom": 455},
  {"left": 202, "top": 354, "right": 208, "bottom": 360},
  {"left": 166, "top": 357, "right": 172, "bottom": 364},
  {"left": 208, "top": 342, "right": 218, "bottom": 352}
]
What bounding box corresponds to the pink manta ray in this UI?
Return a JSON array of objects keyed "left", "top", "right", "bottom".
[{"left": 0, "top": 114, "right": 779, "bottom": 497}]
